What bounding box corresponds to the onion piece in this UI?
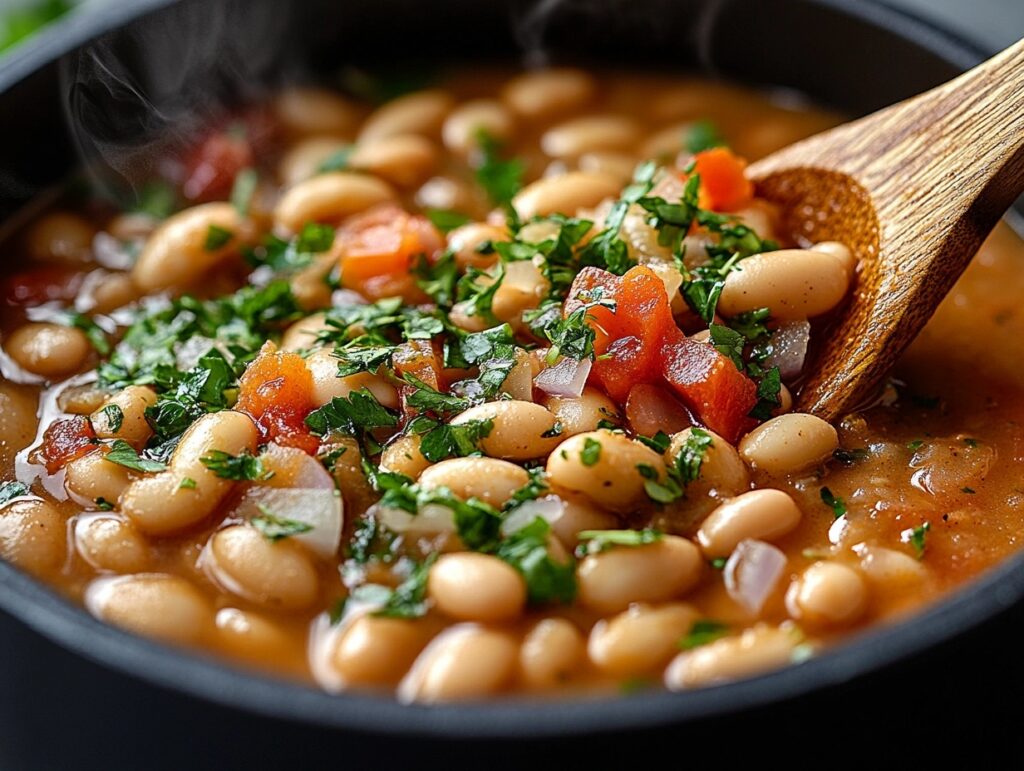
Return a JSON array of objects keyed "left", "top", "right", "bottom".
[
  {"left": 370, "top": 501, "right": 456, "bottom": 535},
  {"left": 724, "top": 539, "right": 787, "bottom": 614},
  {"left": 233, "top": 487, "right": 343, "bottom": 559},
  {"left": 764, "top": 321, "right": 810, "bottom": 381},
  {"left": 500, "top": 496, "right": 566, "bottom": 537},
  {"left": 534, "top": 356, "right": 592, "bottom": 398}
]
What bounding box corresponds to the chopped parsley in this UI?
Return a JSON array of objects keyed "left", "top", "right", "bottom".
[
  {"left": 906, "top": 439, "right": 924, "bottom": 451},
  {"left": 204, "top": 224, "right": 234, "bottom": 251},
  {"left": 637, "top": 430, "right": 672, "bottom": 454},
  {"left": 580, "top": 437, "right": 602, "bottom": 466},
  {"left": 178, "top": 477, "right": 197, "bottom": 490},
  {"left": 104, "top": 440, "right": 168, "bottom": 473},
  {"left": 678, "top": 619, "right": 729, "bottom": 650},
  {"left": 908, "top": 522, "right": 931, "bottom": 559},
  {"left": 497, "top": 517, "right": 576, "bottom": 604},
  {"left": 230, "top": 168, "right": 258, "bottom": 216},
  {"left": 94, "top": 497, "right": 114, "bottom": 511},
  {"left": 820, "top": 487, "right": 847, "bottom": 518},
  {"left": 317, "top": 146, "right": 354, "bottom": 173},
  {"left": 252, "top": 506, "right": 313, "bottom": 542},
  {"left": 200, "top": 450, "right": 268, "bottom": 481},
  {"left": 305, "top": 388, "right": 399, "bottom": 441},
  {"left": 371, "top": 555, "right": 437, "bottom": 619},
  {"left": 100, "top": 404, "right": 124, "bottom": 433},
  {"left": 833, "top": 447, "right": 869, "bottom": 466},
  {"left": 474, "top": 130, "right": 524, "bottom": 208},
  {"left": 578, "top": 161, "right": 657, "bottom": 275},
  {"left": 686, "top": 120, "right": 725, "bottom": 154},
  {"left": 576, "top": 528, "right": 662, "bottom": 557},
  {"left": 405, "top": 416, "right": 493, "bottom": 463},
  {"left": 425, "top": 209, "right": 471, "bottom": 233},
  {"left": 0, "top": 481, "right": 30, "bottom": 505}
]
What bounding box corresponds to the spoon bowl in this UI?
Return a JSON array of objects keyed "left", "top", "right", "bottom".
[{"left": 748, "top": 38, "right": 1024, "bottom": 420}]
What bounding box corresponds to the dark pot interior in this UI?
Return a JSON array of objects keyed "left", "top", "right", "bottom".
[{"left": 0, "top": 0, "right": 1019, "bottom": 767}]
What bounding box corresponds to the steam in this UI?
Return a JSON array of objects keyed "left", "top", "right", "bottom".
[
  {"left": 58, "top": 0, "right": 289, "bottom": 206},
  {"left": 511, "top": 0, "right": 732, "bottom": 73}
]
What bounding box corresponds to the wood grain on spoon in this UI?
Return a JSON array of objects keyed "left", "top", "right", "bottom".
[{"left": 748, "top": 37, "right": 1024, "bottom": 421}]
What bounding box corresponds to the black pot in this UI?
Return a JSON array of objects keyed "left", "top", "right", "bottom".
[{"left": 0, "top": 1, "right": 1019, "bottom": 767}]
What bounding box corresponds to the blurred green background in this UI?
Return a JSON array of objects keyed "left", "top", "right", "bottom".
[{"left": 0, "top": 0, "right": 72, "bottom": 51}]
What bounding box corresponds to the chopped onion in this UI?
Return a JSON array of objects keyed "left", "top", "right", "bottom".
[
  {"left": 765, "top": 321, "right": 810, "bottom": 381},
  {"left": 724, "top": 539, "right": 787, "bottom": 614},
  {"left": 500, "top": 496, "right": 566, "bottom": 537},
  {"left": 234, "top": 487, "right": 343, "bottom": 559},
  {"left": 331, "top": 288, "right": 368, "bottom": 307},
  {"left": 534, "top": 356, "right": 592, "bottom": 398},
  {"left": 371, "top": 501, "right": 456, "bottom": 535},
  {"left": 92, "top": 232, "right": 139, "bottom": 270}
]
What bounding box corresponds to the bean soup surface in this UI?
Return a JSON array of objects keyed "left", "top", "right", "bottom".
[{"left": 1, "top": 68, "right": 1022, "bottom": 701}]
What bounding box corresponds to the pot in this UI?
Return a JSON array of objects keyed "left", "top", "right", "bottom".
[{"left": 0, "top": 1, "right": 1019, "bottom": 767}]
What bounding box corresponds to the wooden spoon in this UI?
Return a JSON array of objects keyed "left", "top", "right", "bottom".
[{"left": 748, "top": 37, "right": 1024, "bottom": 421}]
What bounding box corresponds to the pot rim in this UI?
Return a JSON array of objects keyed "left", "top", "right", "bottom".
[{"left": 0, "top": 0, "right": 1011, "bottom": 740}]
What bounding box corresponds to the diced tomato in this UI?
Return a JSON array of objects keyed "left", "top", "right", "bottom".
[
  {"left": 660, "top": 327, "right": 757, "bottom": 442},
  {"left": 692, "top": 147, "right": 754, "bottom": 212},
  {"left": 39, "top": 416, "right": 96, "bottom": 473},
  {"left": 236, "top": 347, "right": 319, "bottom": 454},
  {"left": 4, "top": 266, "right": 83, "bottom": 306},
  {"left": 567, "top": 265, "right": 758, "bottom": 442},
  {"left": 181, "top": 130, "right": 253, "bottom": 203},
  {"left": 338, "top": 204, "right": 442, "bottom": 302},
  {"left": 625, "top": 383, "right": 694, "bottom": 438}
]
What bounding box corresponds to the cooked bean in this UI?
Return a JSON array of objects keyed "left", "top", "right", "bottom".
[
  {"left": 358, "top": 90, "right": 454, "bottom": 143},
  {"left": 0, "top": 382, "right": 39, "bottom": 468},
  {"left": 348, "top": 134, "right": 438, "bottom": 188},
  {"left": 325, "top": 435, "right": 376, "bottom": 514},
  {"left": 273, "top": 172, "right": 395, "bottom": 234},
  {"left": 85, "top": 574, "right": 210, "bottom": 645},
  {"left": 291, "top": 255, "right": 337, "bottom": 311},
  {"left": 542, "top": 115, "right": 639, "bottom": 159},
  {"left": 398, "top": 624, "right": 518, "bottom": 703},
  {"left": 415, "top": 175, "right": 482, "bottom": 215},
  {"left": 428, "top": 553, "right": 527, "bottom": 622},
  {"left": 206, "top": 524, "right": 319, "bottom": 611},
  {"left": 121, "top": 411, "right": 258, "bottom": 535},
  {"left": 73, "top": 513, "right": 149, "bottom": 574},
  {"left": 64, "top": 450, "right": 132, "bottom": 505},
  {"left": 91, "top": 385, "right": 158, "bottom": 447},
  {"left": 491, "top": 259, "right": 549, "bottom": 324},
  {"left": 0, "top": 498, "right": 67, "bottom": 576},
  {"left": 331, "top": 614, "right": 430, "bottom": 686},
  {"left": 718, "top": 248, "right": 850, "bottom": 320},
  {"left": 640, "top": 121, "right": 695, "bottom": 160},
  {"left": 738, "top": 413, "right": 839, "bottom": 475},
  {"left": 380, "top": 433, "right": 431, "bottom": 478},
  {"left": 812, "top": 240, "right": 857, "bottom": 278},
  {"left": 418, "top": 457, "right": 529, "bottom": 508},
  {"left": 446, "top": 222, "right": 506, "bottom": 270},
  {"left": 274, "top": 86, "right": 361, "bottom": 136},
  {"left": 665, "top": 427, "right": 749, "bottom": 500},
  {"left": 577, "top": 535, "right": 702, "bottom": 613},
  {"left": 5, "top": 322, "right": 90, "bottom": 378},
  {"left": 26, "top": 211, "right": 95, "bottom": 262},
  {"left": 776, "top": 383, "right": 794, "bottom": 415},
  {"left": 546, "top": 430, "right": 666, "bottom": 513},
  {"left": 665, "top": 624, "right": 797, "bottom": 690},
  {"left": 215, "top": 607, "right": 294, "bottom": 662},
  {"left": 519, "top": 618, "right": 585, "bottom": 688},
  {"left": 513, "top": 171, "right": 621, "bottom": 220},
  {"left": 450, "top": 400, "right": 561, "bottom": 460},
  {"left": 697, "top": 489, "right": 802, "bottom": 558},
  {"left": 499, "top": 348, "right": 537, "bottom": 401},
  {"left": 577, "top": 151, "right": 638, "bottom": 183},
  {"left": 502, "top": 69, "right": 596, "bottom": 119},
  {"left": 854, "top": 544, "right": 928, "bottom": 590},
  {"left": 786, "top": 561, "right": 867, "bottom": 626},
  {"left": 132, "top": 203, "right": 248, "bottom": 292},
  {"left": 89, "top": 272, "right": 139, "bottom": 314},
  {"left": 589, "top": 603, "right": 699, "bottom": 676},
  {"left": 280, "top": 312, "right": 331, "bottom": 352},
  {"left": 544, "top": 491, "right": 619, "bottom": 548},
  {"left": 543, "top": 387, "right": 621, "bottom": 437},
  {"left": 442, "top": 99, "right": 515, "bottom": 155},
  {"left": 306, "top": 349, "right": 398, "bottom": 408},
  {"left": 278, "top": 136, "right": 349, "bottom": 187}
]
